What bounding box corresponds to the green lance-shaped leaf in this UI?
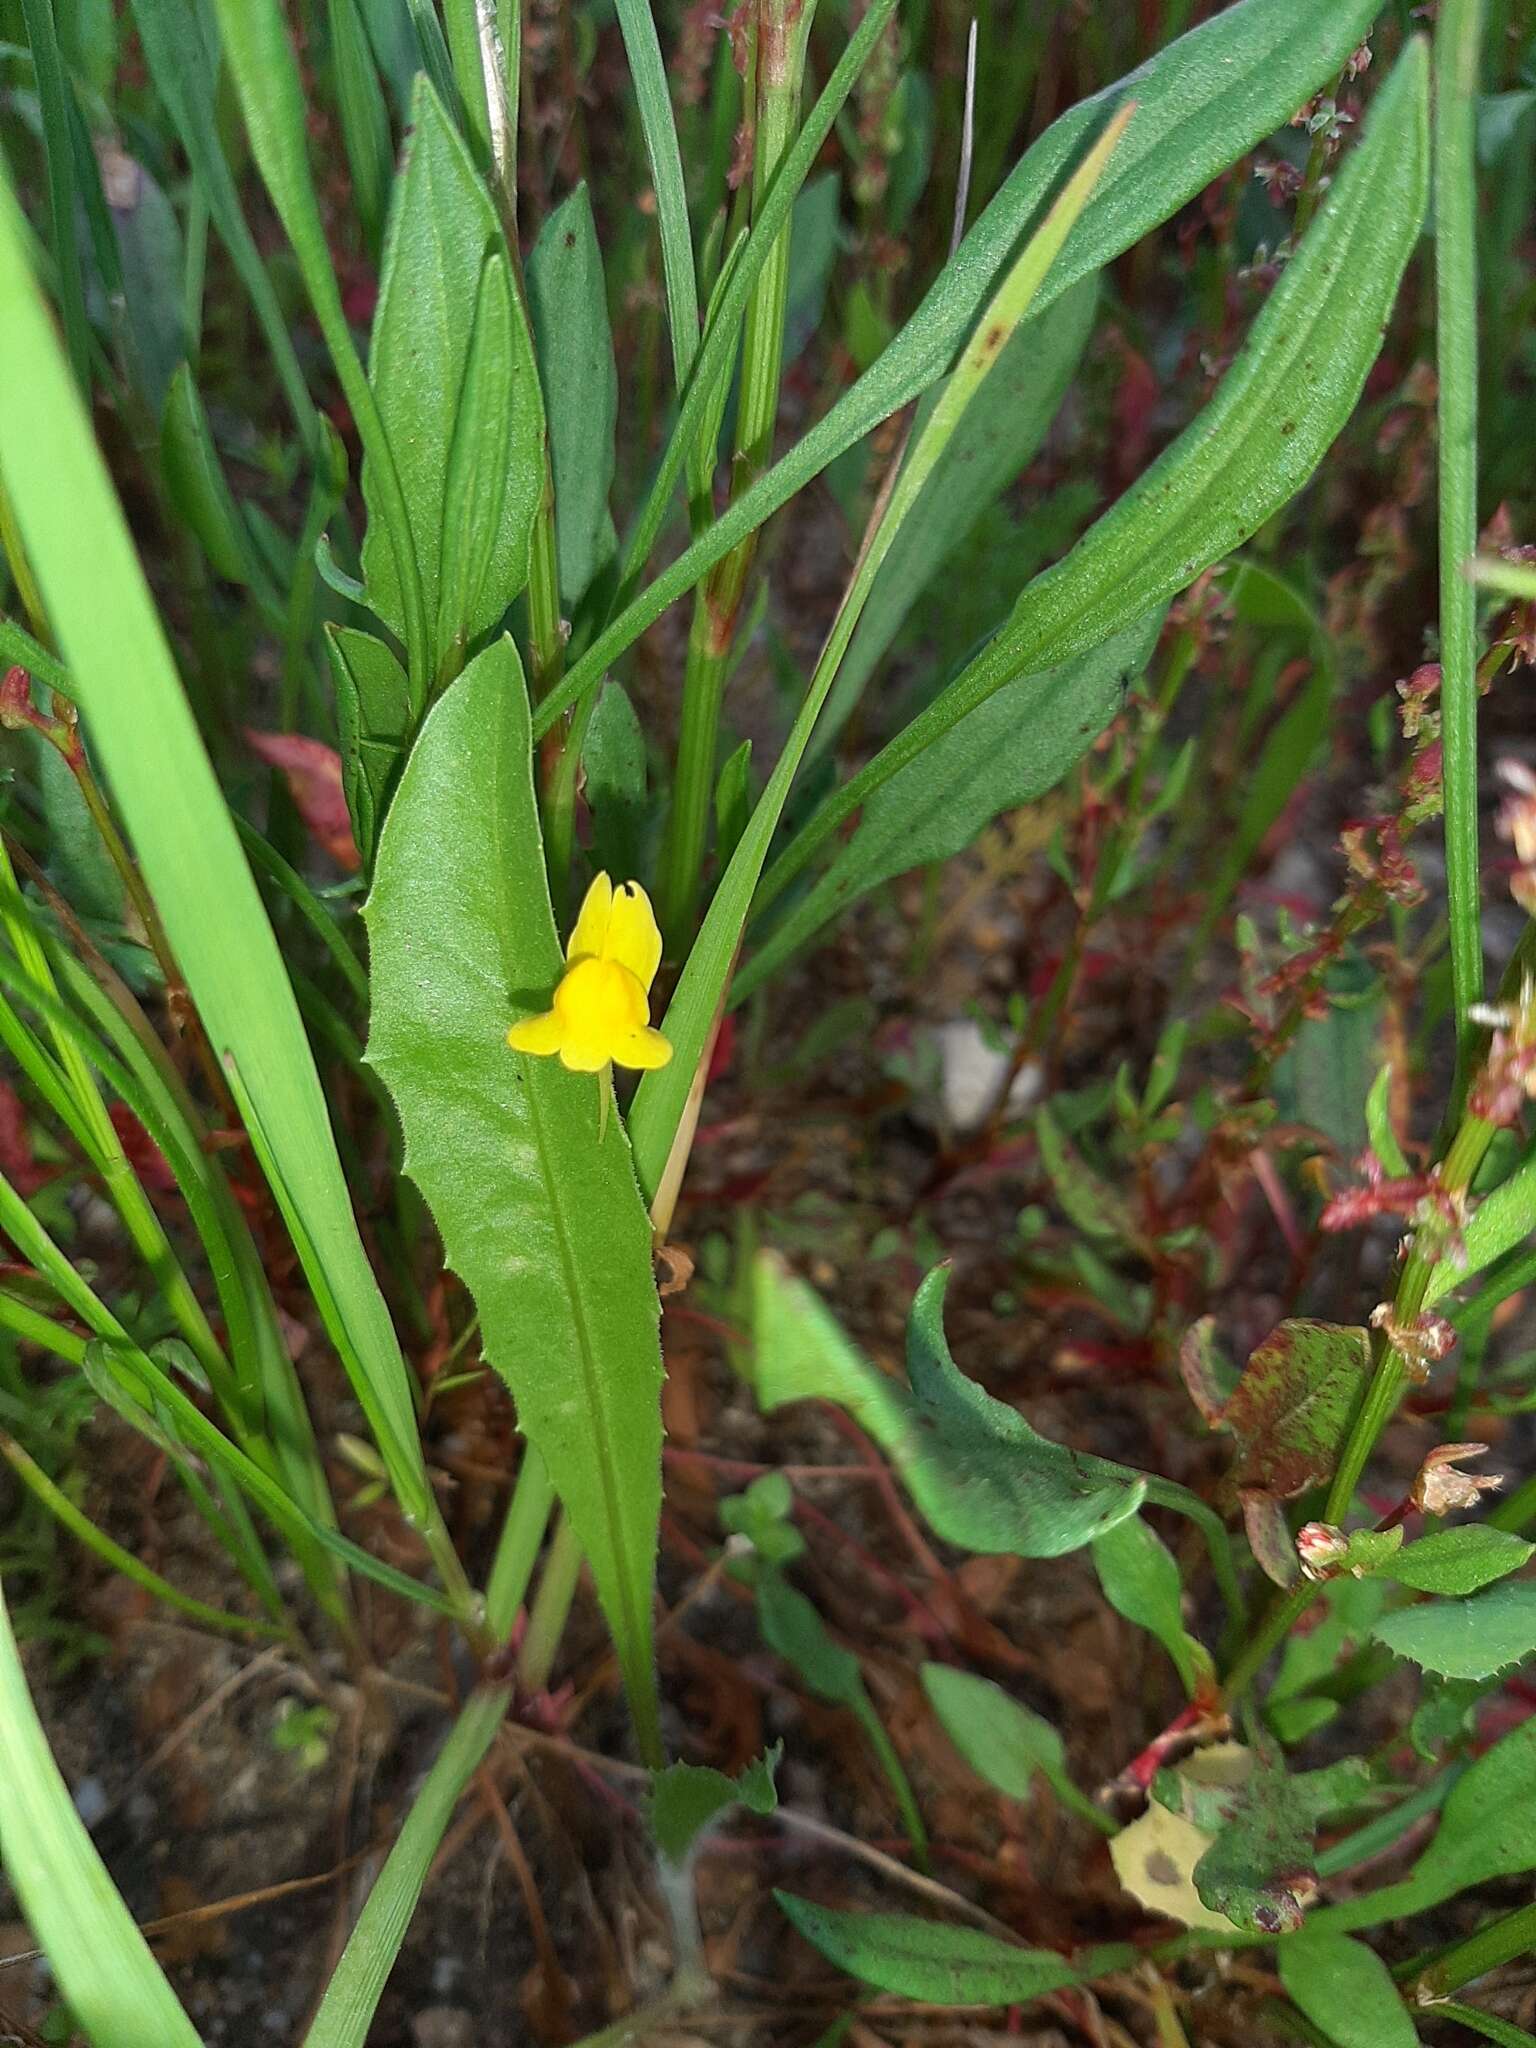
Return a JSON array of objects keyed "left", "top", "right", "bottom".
[
  {"left": 1093, "top": 1513, "right": 1213, "bottom": 1700},
  {"left": 325, "top": 626, "right": 412, "bottom": 871},
  {"left": 436, "top": 250, "right": 519, "bottom": 671},
  {"left": 582, "top": 680, "right": 649, "bottom": 882},
  {"left": 535, "top": 0, "right": 1385, "bottom": 739},
  {"left": 325, "top": 0, "right": 394, "bottom": 264},
  {"left": 160, "top": 361, "right": 264, "bottom": 588},
  {"left": 753, "top": 1256, "right": 1146, "bottom": 1557},
  {"left": 736, "top": 612, "right": 1163, "bottom": 1000},
  {"left": 527, "top": 184, "right": 619, "bottom": 610},
  {"left": 1382, "top": 1525, "right": 1533, "bottom": 1597},
  {"left": 365, "top": 636, "right": 665, "bottom": 1762},
  {"left": 921, "top": 1664, "right": 1113, "bottom": 1834},
  {"left": 361, "top": 76, "right": 543, "bottom": 673},
  {"left": 775, "top": 1897, "right": 1079, "bottom": 2007},
  {"left": 811, "top": 272, "right": 1101, "bottom": 757},
  {"left": 756, "top": 40, "right": 1430, "bottom": 918}
]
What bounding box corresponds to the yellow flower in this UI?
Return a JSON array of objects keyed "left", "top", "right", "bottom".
[{"left": 507, "top": 873, "right": 672, "bottom": 1074}]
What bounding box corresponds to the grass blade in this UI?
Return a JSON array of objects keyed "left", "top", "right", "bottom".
[
  {"left": 613, "top": 0, "right": 699, "bottom": 392},
  {"left": 127, "top": 0, "right": 318, "bottom": 445},
  {"left": 0, "top": 1575, "right": 204, "bottom": 2046},
  {"left": 17, "top": 0, "right": 91, "bottom": 387},
  {"left": 302, "top": 1685, "right": 510, "bottom": 2048},
  {"left": 209, "top": 0, "right": 431, "bottom": 701},
  {"left": 0, "top": 171, "right": 464, "bottom": 1601},
  {"left": 1436, "top": 0, "right": 1487, "bottom": 1093}
]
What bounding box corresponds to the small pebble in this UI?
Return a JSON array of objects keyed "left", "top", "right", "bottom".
[
  {"left": 413, "top": 2008, "right": 475, "bottom": 2048},
  {"left": 72, "top": 1775, "right": 108, "bottom": 1827}
]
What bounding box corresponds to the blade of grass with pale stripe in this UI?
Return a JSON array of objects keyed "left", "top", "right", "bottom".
[{"left": 625, "top": 101, "right": 1136, "bottom": 1201}]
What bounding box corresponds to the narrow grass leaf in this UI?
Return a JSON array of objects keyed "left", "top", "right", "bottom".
[
  {"left": 628, "top": 88, "right": 1134, "bottom": 1195},
  {"left": 612, "top": 0, "right": 699, "bottom": 389},
  {"left": 1432, "top": 2006, "right": 1536, "bottom": 2047},
  {"left": 128, "top": 0, "right": 317, "bottom": 442},
  {"left": 325, "top": 0, "right": 394, "bottom": 261},
  {"left": 1308, "top": 1718, "right": 1536, "bottom": 1934},
  {"left": 211, "top": 0, "right": 430, "bottom": 696},
  {"left": 303, "top": 1685, "right": 510, "bottom": 2048},
  {"left": 0, "top": 1577, "right": 204, "bottom": 2046},
  {"left": 813, "top": 273, "right": 1100, "bottom": 755},
  {"left": 365, "top": 637, "right": 665, "bottom": 1762},
  {"left": 18, "top": 0, "right": 91, "bottom": 386}
]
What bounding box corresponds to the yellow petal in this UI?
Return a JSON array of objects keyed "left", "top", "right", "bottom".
[
  {"left": 613, "top": 1026, "right": 672, "bottom": 1071},
  {"left": 602, "top": 879, "right": 663, "bottom": 991},
  {"left": 507, "top": 1010, "right": 565, "bottom": 1057},
  {"left": 557, "top": 1032, "right": 616, "bottom": 1073},
  {"left": 566, "top": 871, "right": 613, "bottom": 962}
]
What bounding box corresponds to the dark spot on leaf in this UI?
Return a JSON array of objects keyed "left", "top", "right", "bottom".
[
  {"left": 1146, "top": 1852, "right": 1181, "bottom": 1887},
  {"left": 1280, "top": 421, "right": 1296, "bottom": 436}
]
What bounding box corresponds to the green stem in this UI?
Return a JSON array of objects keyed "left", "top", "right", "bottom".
[
  {"left": 526, "top": 467, "right": 566, "bottom": 704},
  {"left": 854, "top": 1695, "right": 930, "bottom": 1871},
  {"left": 1223, "top": 1111, "right": 1498, "bottom": 1702},
  {"left": 516, "top": 1510, "right": 585, "bottom": 1695},
  {"left": 1435, "top": 0, "right": 1486, "bottom": 1103},
  {"left": 1410, "top": 1896, "right": 1536, "bottom": 2002},
  {"left": 484, "top": 1447, "right": 556, "bottom": 1641},
  {"left": 657, "top": 0, "right": 812, "bottom": 946},
  {"left": 0, "top": 1432, "right": 290, "bottom": 1644},
  {"left": 1143, "top": 1478, "right": 1247, "bottom": 1639},
  {"left": 1322, "top": 1112, "right": 1495, "bottom": 1524}
]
